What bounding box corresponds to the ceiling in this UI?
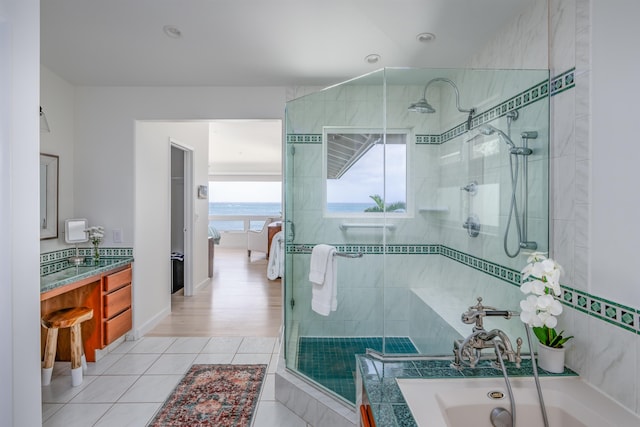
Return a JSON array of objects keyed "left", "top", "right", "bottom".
[
  {"left": 41, "top": 0, "right": 534, "bottom": 88},
  {"left": 41, "top": 0, "right": 534, "bottom": 181}
]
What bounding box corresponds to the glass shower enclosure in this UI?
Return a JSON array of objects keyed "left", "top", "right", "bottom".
[{"left": 283, "top": 67, "right": 549, "bottom": 404}]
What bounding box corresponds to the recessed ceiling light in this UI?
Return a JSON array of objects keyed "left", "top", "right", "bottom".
[
  {"left": 364, "top": 54, "right": 381, "bottom": 64},
  {"left": 163, "top": 25, "right": 183, "bottom": 39},
  {"left": 416, "top": 32, "right": 436, "bottom": 43}
]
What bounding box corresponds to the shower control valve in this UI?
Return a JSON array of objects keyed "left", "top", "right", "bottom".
[{"left": 460, "top": 181, "right": 478, "bottom": 195}]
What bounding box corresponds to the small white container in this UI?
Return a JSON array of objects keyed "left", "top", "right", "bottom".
[{"left": 537, "top": 343, "right": 566, "bottom": 373}]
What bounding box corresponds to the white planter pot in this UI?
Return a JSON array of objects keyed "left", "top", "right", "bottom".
[{"left": 537, "top": 343, "right": 565, "bottom": 373}]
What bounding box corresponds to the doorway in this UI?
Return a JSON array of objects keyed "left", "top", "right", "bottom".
[{"left": 170, "top": 139, "right": 194, "bottom": 297}]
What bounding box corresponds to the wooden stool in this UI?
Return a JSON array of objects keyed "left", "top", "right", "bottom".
[{"left": 41, "top": 307, "right": 93, "bottom": 387}]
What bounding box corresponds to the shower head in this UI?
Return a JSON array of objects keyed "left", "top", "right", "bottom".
[
  {"left": 408, "top": 77, "right": 475, "bottom": 129},
  {"left": 476, "top": 124, "right": 516, "bottom": 148},
  {"left": 407, "top": 98, "right": 436, "bottom": 114}
]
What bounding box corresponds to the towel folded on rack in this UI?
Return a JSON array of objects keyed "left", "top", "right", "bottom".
[{"left": 309, "top": 244, "right": 337, "bottom": 316}]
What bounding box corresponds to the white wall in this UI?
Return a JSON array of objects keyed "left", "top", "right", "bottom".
[
  {"left": 588, "top": 0, "right": 640, "bottom": 412},
  {"left": 40, "top": 66, "right": 76, "bottom": 252},
  {"left": 73, "top": 86, "right": 286, "bottom": 335},
  {"left": 0, "top": 0, "right": 43, "bottom": 425},
  {"left": 591, "top": 1, "right": 640, "bottom": 309},
  {"left": 134, "top": 121, "right": 209, "bottom": 335}
]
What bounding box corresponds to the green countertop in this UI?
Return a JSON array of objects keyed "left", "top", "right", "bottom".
[{"left": 40, "top": 257, "right": 134, "bottom": 294}]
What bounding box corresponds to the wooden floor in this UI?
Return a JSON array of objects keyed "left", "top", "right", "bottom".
[{"left": 146, "top": 247, "right": 283, "bottom": 337}]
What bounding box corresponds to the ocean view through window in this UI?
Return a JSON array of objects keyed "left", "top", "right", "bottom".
[{"left": 209, "top": 182, "right": 282, "bottom": 232}]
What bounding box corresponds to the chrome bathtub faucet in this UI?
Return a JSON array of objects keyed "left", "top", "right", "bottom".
[{"left": 451, "top": 297, "right": 522, "bottom": 369}]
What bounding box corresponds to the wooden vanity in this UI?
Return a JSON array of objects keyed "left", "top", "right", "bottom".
[{"left": 40, "top": 262, "right": 133, "bottom": 362}]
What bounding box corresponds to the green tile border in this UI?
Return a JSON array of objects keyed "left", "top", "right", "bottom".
[
  {"left": 40, "top": 247, "right": 133, "bottom": 276},
  {"left": 287, "top": 243, "right": 639, "bottom": 336},
  {"left": 287, "top": 69, "right": 572, "bottom": 148}
]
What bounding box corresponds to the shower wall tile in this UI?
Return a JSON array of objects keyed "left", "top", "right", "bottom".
[
  {"left": 574, "top": 202, "right": 590, "bottom": 249},
  {"left": 575, "top": 114, "right": 591, "bottom": 161},
  {"left": 551, "top": 90, "right": 576, "bottom": 158},
  {"left": 518, "top": 0, "right": 550, "bottom": 69},
  {"left": 551, "top": 155, "right": 576, "bottom": 221},
  {"left": 553, "top": 219, "right": 576, "bottom": 286},
  {"left": 572, "top": 240, "right": 589, "bottom": 292},
  {"left": 574, "top": 71, "right": 590, "bottom": 119},
  {"left": 575, "top": 159, "right": 590, "bottom": 204},
  {"left": 550, "top": 0, "right": 577, "bottom": 74},
  {"left": 561, "top": 306, "right": 591, "bottom": 376},
  {"left": 586, "top": 316, "right": 637, "bottom": 412}
]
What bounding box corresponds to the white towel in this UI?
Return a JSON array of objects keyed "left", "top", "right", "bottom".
[
  {"left": 309, "top": 244, "right": 337, "bottom": 316},
  {"left": 267, "top": 231, "right": 284, "bottom": 280}
]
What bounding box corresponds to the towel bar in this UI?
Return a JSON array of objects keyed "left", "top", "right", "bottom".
[{"left": 291, "top": 245, "right": 363, "bottom": 258}]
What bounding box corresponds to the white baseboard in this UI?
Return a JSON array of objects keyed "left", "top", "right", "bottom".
[{"left": 127, "top": 305, "right": 171, "bottom": 340}]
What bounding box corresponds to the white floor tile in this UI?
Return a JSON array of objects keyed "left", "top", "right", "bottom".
[
  {"left": 69, "top": 375, "right": 139, "bottom": 403},
  {"left": 260, "top": 374, "right": 276, "bottom": 401},
  {"left": 201, "top": 336, "right": 243, "bottom": 353},
  {"left": 118, "top": 375, "right": 183, "bottom": 403},
  {"left": 252, "top": 401, "right": 308, "bottom": 427},
  {"left": 41, "top": 374, "right": 98, "bottom": 404},
  {"left": 109, "top": 339, "right": 141, "bottom": 354},
  {"left": 41, "top": 403, "right": 64, "bottom": 422},
  {"left": 238, "top": 337, "right": 277, "bottom": 353},
  {"left": 146, "top": 353, "right": 197, "bottom": 375},
  {"left": 193, "top": 353, "right": 235, "bottom": 364},
  {"left": 102, "top": 354, "right": 160, "bottom": 375},
  {"left": 84, "top": 353, "right": 125, "bottom": 376},
  {"left": 164, "top": 337, "right": 210, "bottom": 353},
  {"left": 126, "top": 337, "right": 176, "bottom": 354},
  {"left": 42, "top": 403, "right": 112, "bottom": 427},
  {"left": 94, "top": 403, "right": 162, "bottom": 427},
  {"left": 232, "top": 352, "right": 272, "bottom": 365}
]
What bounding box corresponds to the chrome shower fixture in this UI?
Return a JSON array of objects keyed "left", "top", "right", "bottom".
[
  {"left": 477, "top": 124, "right": 516, "bottom": 149},
  {"left": 408, "top": 77, "right": 476, "bottom": 130}
]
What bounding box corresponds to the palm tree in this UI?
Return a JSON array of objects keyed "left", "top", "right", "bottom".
[{"left": 364, "top": 194, "right": 406, "bottom": 212}]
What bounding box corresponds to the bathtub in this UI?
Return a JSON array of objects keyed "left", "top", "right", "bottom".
[{"left": 396, "top": 376, "right": 639, "bottom": 427}]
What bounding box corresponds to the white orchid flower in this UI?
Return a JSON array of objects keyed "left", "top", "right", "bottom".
[{"left": 549, "top": 299, "right": 563, "bottom": 316}]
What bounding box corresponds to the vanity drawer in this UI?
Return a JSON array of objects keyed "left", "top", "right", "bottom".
[
  {"left": 103, "top": 307, "right": 132, "bottom": 345},
  {"left": 104, "top": 267, "right": 132, "bottom": 292},
  {"left": 103, "top": 284, "right": 131, "bottom": 318}
]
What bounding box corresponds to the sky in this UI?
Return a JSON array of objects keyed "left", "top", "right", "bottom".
[{"left": 209, "top": 143, "right": 406, "bottom": 205}]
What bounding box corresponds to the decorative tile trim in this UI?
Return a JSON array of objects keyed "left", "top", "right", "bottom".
[
  {"left": 40, "top": 247, "right": 133, "bottom": 276},
  {"left": 287, "top": 243, "right": 639, "bottom": 335},
  {"left": 550, "top": 68, "right": 575, "bottom": 96},
  {"left": 286, "top": 134, "right": 322, "bottom": 144},
  {"left": 439, "top": 245, "right": 522, "bottom": 286},
  {"left": 289, "top": 70, "right": 572, "bottom": 148},
  {"left": 418, "top": 77, "right": 551, "bottom": 145},
  {"left": 415, "top": 134, "right": 441, "bottom": 144}
]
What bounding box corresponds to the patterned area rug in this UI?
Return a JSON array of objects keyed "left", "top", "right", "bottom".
[{"left": 149, "top": 364, "right": 266, "bottom": 426}]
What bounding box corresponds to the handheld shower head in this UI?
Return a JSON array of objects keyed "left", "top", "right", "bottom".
[{"left": 477, "top": 124, "right": 516, "bottom": 148}]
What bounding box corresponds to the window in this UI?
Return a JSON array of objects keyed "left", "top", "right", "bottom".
[
  {"left": 208, "top": 181, "right": 282, "bottom": 231},
  {"left": 324, "top": 128, "right": 408, "bottom": 215}
]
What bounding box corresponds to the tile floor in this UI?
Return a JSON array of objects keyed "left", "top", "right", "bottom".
[{"left": 41, "top": 336, "right": 311, "bottom": 427}]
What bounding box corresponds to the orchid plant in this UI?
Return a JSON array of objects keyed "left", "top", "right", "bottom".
[
  {"left": 86, "top": 226, "right": 105, "bottom": 261},
  {"left": 520, "top": 252, "right": 573, "bottom": 348}
]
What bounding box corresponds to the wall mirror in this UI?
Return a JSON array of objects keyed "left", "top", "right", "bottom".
[{"left": 40, "top": 153, "right": 59, "bottom": 240}]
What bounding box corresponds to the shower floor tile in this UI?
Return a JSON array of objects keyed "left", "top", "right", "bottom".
[{"left": 296, "top": 336, "right": 417, "bottom": 403}]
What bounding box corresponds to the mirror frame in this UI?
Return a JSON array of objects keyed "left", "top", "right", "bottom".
[{"left": 40, "top": 153, "right": 59, "bottom": 240}]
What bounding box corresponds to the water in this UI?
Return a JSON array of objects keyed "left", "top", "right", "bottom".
[{"left": 209, "top": 202, "right": 378, "bottom": 231}]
